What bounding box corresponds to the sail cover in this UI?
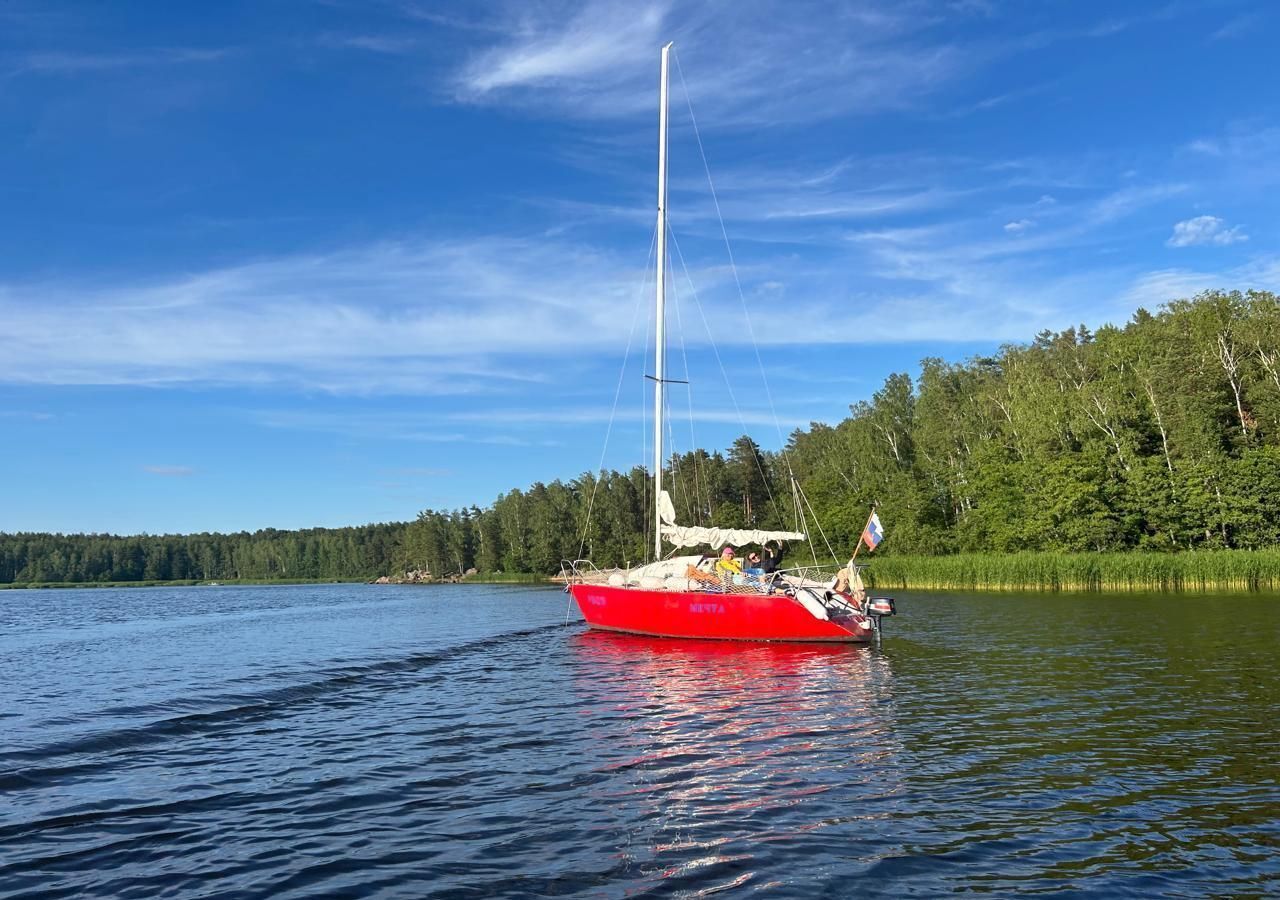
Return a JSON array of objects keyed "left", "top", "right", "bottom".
[
  {"left": 660, "top": 524, "right": 806, "bottom": 550},
  {"left": 655, "top": 493, "right": 804, "bottom": 549}
]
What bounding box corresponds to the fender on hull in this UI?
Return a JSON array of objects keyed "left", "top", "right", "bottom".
[{"left": 570, "top": 583, "right": 873, "bottom": 643}]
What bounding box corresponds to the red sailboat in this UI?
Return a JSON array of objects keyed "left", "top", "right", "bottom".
[{"left": 564, "top": 45, "right": 896, "bottom": 643}]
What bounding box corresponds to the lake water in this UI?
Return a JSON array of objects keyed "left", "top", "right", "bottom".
[{"left": 1, "top": 584, "right": 1276, "bottom": 897}]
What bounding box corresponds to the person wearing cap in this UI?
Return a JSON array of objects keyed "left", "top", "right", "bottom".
[{"left": 715, "top": 546, "right": 743, "bottom": 586}]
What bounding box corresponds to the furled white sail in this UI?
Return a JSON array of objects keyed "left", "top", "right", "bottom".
[
  {"left": 656, "top": 494, "right": 804, "bottom": 548},
  {"left": 658, "top": 490, "right": 677, "bottom": 526},
  {"left": 659, "top": 524, "right": 806, "bottom": 550}
]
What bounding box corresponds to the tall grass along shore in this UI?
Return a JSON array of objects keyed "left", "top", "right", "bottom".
[{"left": 862, "top": 550, "right": 1280, "bottom": 592}]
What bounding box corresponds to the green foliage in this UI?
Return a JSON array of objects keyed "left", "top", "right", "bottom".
[
  {"left": 864, "top": 550, "right": 1280, "bottom": 592},
  {"left": 0, "top": 525, "right": 406, "bottom": 585}
]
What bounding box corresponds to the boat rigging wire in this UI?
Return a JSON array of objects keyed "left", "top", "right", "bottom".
[
  {"left": 576, "top": 220, "right": 659, "bottom": 562},
  {"left": 673, "top": 48, "right": 851, "bottom": 566},
  {"left": 666, "top": 221, "right": 788, "bottom": 529},
  {"left": 673, "top": 48, "right": 796, "bottom": 481},
  {"left": 667, "top": 254, "right": 712, "bottom": 527},
  {"left": 795, "top": 478, "right": 841, "bottom": 565}
]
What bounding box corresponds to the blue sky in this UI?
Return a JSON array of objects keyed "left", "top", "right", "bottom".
[{"left": 2, "top": 0, "right": 1278, "bottom": 535}]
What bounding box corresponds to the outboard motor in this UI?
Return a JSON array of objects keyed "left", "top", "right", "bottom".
[{"left": 865, "top": 596, "right": 896, "bottom": 634}]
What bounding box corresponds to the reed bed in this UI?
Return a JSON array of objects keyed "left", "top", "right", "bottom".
[
  {"left": 467, "top": 572, "right": 551, "bottom": 584},
  {"left": 862, "top": 550, "right": 1280, "bottom": 592}
]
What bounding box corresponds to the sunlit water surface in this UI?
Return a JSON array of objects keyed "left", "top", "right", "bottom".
[{"left": 1, "top": 584, "right": 1276, "bottom": 897}]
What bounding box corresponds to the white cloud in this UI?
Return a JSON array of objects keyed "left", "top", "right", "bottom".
[
  {"left": 1003, "top": 219, "right": 1033, "bottom": 234},
  {"left": 0, "top": 215, "right": 1121, "bottom": 397},
  {"left": 458, "top": 1, "right": 667, "bottom": 99},
  {"left": 1166, "top": 215, "right": 1248, "bottom": 248},
  {"left": 10, "top": 233, "right": 863, "bottom": 392},
  {"left": 0, "top": 237, "right": 659, "bottom": 391}
]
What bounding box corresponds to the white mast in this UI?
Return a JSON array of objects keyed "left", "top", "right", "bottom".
[{"left": 653, "top": 41, "right": 672, "bottom": 563}]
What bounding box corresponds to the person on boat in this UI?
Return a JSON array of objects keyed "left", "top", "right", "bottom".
[
  {"left": 715, "top": 546, "right": 743, "bottom": 587},
  {"left": 831, "top": 568, "right": 852, "bottom": 594},
  {"left": 830, "top": 566, "right": 868, "bottom": 605},
  {"left": 760, "top": 542, "right": 784, "bottom": 574},
  {"left": 685, "top": 555, "right": 721, "bottom": 589},
  {"left": 743, "top": 551, "right": 770, "bottom": 592}
]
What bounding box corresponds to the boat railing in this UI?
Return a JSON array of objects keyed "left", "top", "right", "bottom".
[
  {"left": 775, "top": 565, "right": 839, "bottom": 589},
  {"left": 559, "top": 559, "right": 878, "bottom": 606},
  {"left": 558, "top": 559, "right": 623, "bottom": 586}
]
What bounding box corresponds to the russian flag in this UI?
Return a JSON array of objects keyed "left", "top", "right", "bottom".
[{"left": 861, "top": 512, "right": 884, "bottom": 552}]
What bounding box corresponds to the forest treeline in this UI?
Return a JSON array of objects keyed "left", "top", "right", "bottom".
[
  {"left": 6, "top": 290, "right": 1280, "bottom": 585},
  {"left": 0, "top": 525, "right": 406, "bottom": 585},
  {"left": 403, "top": 289, "right": 1280, "bottom": 576}
]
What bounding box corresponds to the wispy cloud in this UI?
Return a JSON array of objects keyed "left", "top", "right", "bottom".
[
  {"left": 143, "top": 465, "right": 196, "bottom": 477},
  {"left": 1184, "top": 124, "right": 1280, "bottom": 162},
  {"left": 247, "top": 408, "right": 567, "bottom": 446},
  {"left": 936, "top": 79, "right": 1060, "bottom": 119},
  {"left": 316, "top": 34, "right": 420, "bottom": 55},
  {"left": 1121, "top": 256, "right": 1280, "bottom": 309},
  {"left": 251, "top": 409, "right": 470, "bottom": 442},
  {"left": 458, "top": 1, "right": 667, "bottom": 101},
  {"left": 1212, "top": 12, "right": 1264, "bottom": 41},
  {"left": 445, "top": 406, "right": 814, "bottom": 429},
  {"left": 831, "top": 176, "right": 1220, "bottom": 340},
  {"left": 6, "top": 47, "right": 231, "bottom": 77},
  {"left": 1183, "top": 124, "right": 1280, "bottom": 189},
  {"left": 1167, "top": 215, "right": 1248, "bottom": 247},
  {"left": 0, "top": 237, "right": 661, "bottom": 391},
  {"left": 448, "top": 0, "right": 973, "bottom": 124},
  {"left": 1090, "top": 183, "right": 1188, "bottom": 224},
  {"left": 378, "top": 466, "right": 455, "bottom": 477}
]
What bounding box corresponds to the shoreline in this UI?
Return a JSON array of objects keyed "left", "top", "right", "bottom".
[
  {"left": 7, "top": 549, "right": 1280, "bottom": 592},
  {"left": 861, "top": 549, "right": 1280, "bottom": 593},
  {"left": 0, "top": 577, "right": 370, "bottom": 590},
  {"left": 0, "top": 574, "right": 554, "bottom": 590}
]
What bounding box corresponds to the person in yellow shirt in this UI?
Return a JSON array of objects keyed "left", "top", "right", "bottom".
[{"left": 715, "top": 546, "right": 743, "bottom": 587}]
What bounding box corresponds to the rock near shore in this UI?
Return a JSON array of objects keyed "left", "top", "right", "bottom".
[{"left": 371, "top": 568, "right": 431, "bottom": 585}]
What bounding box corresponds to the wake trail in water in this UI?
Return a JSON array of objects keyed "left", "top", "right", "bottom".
[{"left": 0, "top": 621, "right": 574, "bottom": 794}]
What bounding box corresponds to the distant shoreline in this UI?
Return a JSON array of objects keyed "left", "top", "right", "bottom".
[
  {"left": 0, "top": 574, "right": 553, "bottom": 590},
  {"left": 0, "top": 577, "right": 370, "bottom": 590},
  {"left": 6, "top": 549, "right": 1280, "bottom": 592}
]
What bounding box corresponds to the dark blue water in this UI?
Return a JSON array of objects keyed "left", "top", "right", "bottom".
[{"left": 1, "top": 584, "right": 1277, "bottom": 897}]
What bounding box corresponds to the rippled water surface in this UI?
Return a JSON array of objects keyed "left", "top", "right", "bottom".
[{"left": 1, "top": 584, "right": 1277, "bottom": 897}]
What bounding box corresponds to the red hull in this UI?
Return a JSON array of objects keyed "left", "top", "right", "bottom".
[{"left": 570, "top": 583, "right": 874, "bottom": 643}]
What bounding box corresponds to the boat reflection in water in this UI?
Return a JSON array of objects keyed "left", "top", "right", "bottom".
[{"left": 569, "top": 630, "right": 903, "bottom": 892}]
